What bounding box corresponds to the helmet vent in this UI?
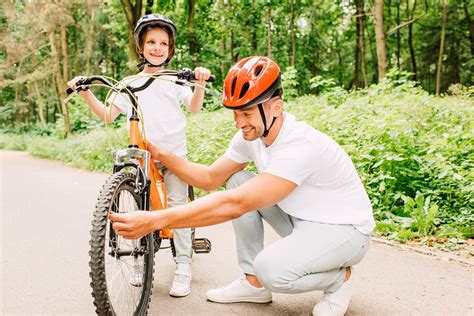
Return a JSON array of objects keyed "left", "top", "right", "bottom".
[
  {"left": 231, "top": 77, "right": 237, "bottom": 97},
  {"left": 239, "top": 82, "right": 250, "bottom": 99},
  {"left": 255, "top": 65, "right": 263, "bottom": 77}
]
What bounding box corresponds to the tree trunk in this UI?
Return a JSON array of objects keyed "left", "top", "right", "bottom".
[
  {"left": 187, "top": 0, "right": 197, "bottom": 58},
  {"left": 59, "top": 10, "right": 72, "bottom": 135},
  {"left": 221, "top": 33, "right": 226, "bottom": 76},
  {"left": 463, "top": 0, "right": 474, "bottom": 56},
  {"left": 360, "top": 3, "right": 368, "bottom": 88},
  {"left": 436, "top": 0, "right": 447, "bottom": 96},
  {"left": 266, "top": 6, "right": 272, "bottom": 57},
  {"left": 366, "top": 24, "right": 379, "bottom": 83},
  {"left": 337, "top": 48, "right": 343, "bottom": 85},
  {"left": 33, "top": 81, "right": 46, "bottom": 126},
  {"left": 49, "top": 31, "right": 71, "bottom": 135},
  {"left": 230, "top": 30, "right": 236, "bottom": 62},
  {"left": 120, "top": 0, "right": 143, "bottom": 64},
  {"left": 386, "top": 0, "right": 392, "bottom": 68},
  {"left": 31, "top": 53, "right": 46, "bottom": 126},
  {"left": 396, "top": 0, "right": 401, "bottom": 69},
  {"left": 354, "top": 0, "right": 362, "bottom": 88},
  {"left": 85, "top": 2, "right": 96, "bottom": 75},
  {"left": 408, "top": 0, "right": 418, "bottom": 81},
  {"left": 289, "top": 0, "right": 296, "bottom": 66},
  {"left": 60, "top": 21, "right": 69, "bottom": 85},
  {"left": 374, "top": 0, "right": 388, "bottom": 80},
  {"left": 251, "top": 0, "right": 257, "bottom": 52},
  {"left": 463, "top": 0, "right": 474, "bottom": 83}
]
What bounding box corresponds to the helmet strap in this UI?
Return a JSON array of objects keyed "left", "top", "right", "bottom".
[
  {"left": 257, "top": 103, "right": 276, "bottom": 138},
  {"left": 136, "top": 55, "right": 169, "bottom": 70}
]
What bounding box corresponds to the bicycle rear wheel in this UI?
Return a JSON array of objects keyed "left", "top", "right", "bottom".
[{"left": 89, "top": 171, "right": 154, "bottom": 315}]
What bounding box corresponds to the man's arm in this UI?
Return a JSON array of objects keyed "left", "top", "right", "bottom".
[
  {"left": 148, "top": 141, "right": 247, "bottom": 191},
  {"left": 110, "top": 172, "right": 297, "bottom": 239}
]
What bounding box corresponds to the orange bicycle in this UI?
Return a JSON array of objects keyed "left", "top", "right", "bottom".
[{"left": 64, "top": 69, "right": 214, "bottom": 315}]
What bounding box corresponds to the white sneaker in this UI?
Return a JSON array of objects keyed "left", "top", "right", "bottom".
[
  {"left": 169, "top": 263, "right": 192, "bottom": 297},
  {"left": 129, "top": 264, "right": 143, "bottom": 287},
  {"left": 206, "top": 275, "right": 272, "bottom": 304},
  {"left": 313, "top": 267, "right": 354, "bottom": 316}
]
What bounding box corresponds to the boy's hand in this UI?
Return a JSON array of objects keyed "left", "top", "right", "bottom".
[
  {"left": 193, "top": 67, "right": 211, "bottom": 84},
  {"left": 67, "top": 76, "right": 89, "bottom": 95},
  {"left": 67, "top": 76, "right": 83, "bottom": 90}
]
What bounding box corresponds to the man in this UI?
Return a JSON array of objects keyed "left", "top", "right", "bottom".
[{"left": 110, "top": 56, "right": 375, "bottom": 316}]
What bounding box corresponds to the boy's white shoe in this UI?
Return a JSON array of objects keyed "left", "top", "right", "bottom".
[
  {"left": 206, "top": 275, "right": 272, "bottom": 304},
  {"left": 169, "top": 263, "right": 192, "bottom": 297},
  {"left": 313, "top": 267, "right": 354, "bottom": 316}
]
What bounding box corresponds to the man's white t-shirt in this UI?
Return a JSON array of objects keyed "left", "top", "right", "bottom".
[
  {"left": 109, "top": 74, "right": 193, "bottom": 156},
  {"left": 224, "top": 113, "right": 375, "bottom": 235}
]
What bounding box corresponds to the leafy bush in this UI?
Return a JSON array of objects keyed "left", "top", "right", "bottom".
[
  {"left": 310, "top": 75, "right": 339, "bottom": 94},
  {"left": 281, "top": 66, "right": 299, "bottom": 100},
  {"left": 201, "top": 86, "right": 224, "bottom": 112}
]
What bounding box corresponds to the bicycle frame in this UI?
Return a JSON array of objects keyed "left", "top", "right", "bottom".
[{"left": 111, "top": 75, "right": 174, "bottom": 239}]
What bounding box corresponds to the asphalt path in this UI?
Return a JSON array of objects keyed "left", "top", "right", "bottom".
[{"left": 1, "top": 151, "right": 472, "bottom": 315}]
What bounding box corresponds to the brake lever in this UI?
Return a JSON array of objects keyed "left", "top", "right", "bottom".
[{"left": 63, "top": 90, "right": 79, "bottom": 104}]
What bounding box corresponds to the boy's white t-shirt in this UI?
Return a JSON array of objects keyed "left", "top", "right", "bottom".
[
  {"left": 109, "top": 74, "right": 193, "bottom": 156},
  {"left": 224, "top": 113, "right": 375, "bottom": 235}
]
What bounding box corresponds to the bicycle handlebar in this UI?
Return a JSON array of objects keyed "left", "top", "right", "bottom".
[{"left": 65, "top": 69, "right": 215, "bottom": 96}]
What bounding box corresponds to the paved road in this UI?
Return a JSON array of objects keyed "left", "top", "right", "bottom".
[{"left": 1, "top": 151, "right": 472, "bottom": 315}]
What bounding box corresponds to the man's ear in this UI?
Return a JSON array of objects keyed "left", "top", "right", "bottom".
[{"left": 272, "top": 98, "right": 284, "bottom": 117}]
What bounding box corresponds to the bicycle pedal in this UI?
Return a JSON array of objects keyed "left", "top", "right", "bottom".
[{"left": 193, "top": 238, "right": 211, "bottom": 254}]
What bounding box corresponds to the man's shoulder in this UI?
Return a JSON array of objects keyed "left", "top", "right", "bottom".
[{"left": 280, "top": 117, "right": 321, "bottom": 145}]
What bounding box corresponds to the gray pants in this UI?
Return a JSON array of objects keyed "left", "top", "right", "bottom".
[
  {"left": 227, "top": 170, "right": 371, "bottom": 294},
  {"left": 157, "top": 160, "right": 193, "bottom": 264}
]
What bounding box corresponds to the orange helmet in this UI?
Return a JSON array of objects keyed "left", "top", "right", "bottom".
[{"left": 222, "top": 56, "right": 282, "bottom": 110}]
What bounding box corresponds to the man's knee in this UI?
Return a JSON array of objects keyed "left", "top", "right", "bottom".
[
  {"left": 226, "top": 170, "right": 255, "bottom": 190},
  {"left": 254, "top": 250, "right": 294, "bottom": 293}
]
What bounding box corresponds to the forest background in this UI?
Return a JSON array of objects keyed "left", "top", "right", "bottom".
[{"left": 1, "top": 0, "right": 473, "bottom": 248}]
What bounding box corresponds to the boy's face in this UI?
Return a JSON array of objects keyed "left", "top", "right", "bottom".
[
  {"left": 142, "top": 28, "right": 170, "bottom": 66},
  {"left": 232, "top": 97, "right": 282, "bottom": 141}
]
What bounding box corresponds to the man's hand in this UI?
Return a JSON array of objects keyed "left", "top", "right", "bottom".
[
  {"left": 146, "top": 141, "right": 163, "bottom": 161},
  {"left": 109, "top": 211, "right": 156, "bottom": 239}
]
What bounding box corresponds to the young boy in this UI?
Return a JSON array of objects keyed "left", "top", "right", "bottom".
[{"left": 67, "top": 13, "right": 211, "bottom": 297}]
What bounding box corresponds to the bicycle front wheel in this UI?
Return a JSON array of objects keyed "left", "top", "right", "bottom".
[{"left": 89, "top": 171, "right": 154, "bottom": 315}]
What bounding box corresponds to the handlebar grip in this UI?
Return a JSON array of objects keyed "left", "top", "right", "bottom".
[
  {"left": 65, "top": 78, "right": 90, "bottom": 95},
  {"left": 178, "top": 69, "right": 216, "bottom": 83}
]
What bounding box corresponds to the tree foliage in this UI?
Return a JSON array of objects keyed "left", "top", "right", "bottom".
[{"left": 1, "top": 0, "right": 473, "bottom": 132}]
